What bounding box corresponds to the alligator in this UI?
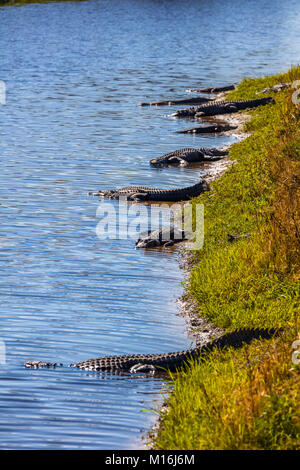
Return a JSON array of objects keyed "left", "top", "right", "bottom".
[
  {"left": 135, "top": 227, "right": 191, "bottom": 248},
  {"left": 138, "top": 96, "right": 213, "bottom": 106},
  {"left": 24, "top": 328, "right": 280, "bottom": 373},
  {"left": 227, "top": 233, "right": 250, "bottom": 242},
  {"left": 177, "top": 124, "right": 237, "bottom": 134},
  {"left": 256, "top": 82, "right": 290, "bottom": 94},
  {"left": 186, "top": 85, "right": 235, "bottom": 93},
  {"left": 91, "top": 180, "right": 209, "bottom": 202},
  {"left": 172, "top": 97, "right": 274, "bottom": 118},
  {"left": 150, "top": 147, "right": 229, "bottom": 167}
]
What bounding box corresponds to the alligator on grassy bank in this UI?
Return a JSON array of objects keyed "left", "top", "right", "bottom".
[
  {"left": 172, "top": 97, "right": 274, "bottom": 118},
  {"left": 227, "top": 233, "right": 250, "bottom": 242},
  {"left": 256, "top": 82, "right": 290, "bottom": 94},
  {"left": 177, "top": 124, "right": 237, "bottom": 134},
  {"left": 24, "top": 328, "right": 280, "bottom": 373},
  {"left": 135, "top": 227, "right": 191, "bottom": 248},
  {"left": 91, "top": 180, "right": 209, "bottom": 202},
  {"left": 150, "top": 147, "right": 229, "bottom": 167},
  {"left": 186, "top": 84, "right": 236, "bottom": 93},
  {"left": 138, "top": 96, "right": 213, "bottom": 106}
]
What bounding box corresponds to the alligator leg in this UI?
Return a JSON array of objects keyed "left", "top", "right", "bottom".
[
  {"left": 127, "top": 192, "right": 148, "bottom": 201},
  {"left": 129, "top": 363, "right": 157, "bottom": 374},
  {"left": 168, "top": 156, "right": 189, "bottom": 166},
  {"left": 151, "top": 156, "right": 188, "bottom": 167}
]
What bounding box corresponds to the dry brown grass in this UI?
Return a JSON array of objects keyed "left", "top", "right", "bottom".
[{"left": 265, "top": 103, "right": 300, "bottom": 279}]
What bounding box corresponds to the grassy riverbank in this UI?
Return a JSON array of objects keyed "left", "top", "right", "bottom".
[{"left": 152, "top": 67, "right": 300, "bottom": 450}]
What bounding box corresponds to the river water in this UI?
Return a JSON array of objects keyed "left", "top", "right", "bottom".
[{"left": 0, "top": 0, "right": 300, "bottom": 450}]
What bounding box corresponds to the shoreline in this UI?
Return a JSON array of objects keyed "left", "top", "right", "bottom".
[
  {"left": 145, "top": 105, "right": 253, "bottom": 449},
  {"left": 177, "top": 109, "right": 252, "bottom": 347},
  {"left": 150, "top": 68, "right": 300, "bottom": 450}
]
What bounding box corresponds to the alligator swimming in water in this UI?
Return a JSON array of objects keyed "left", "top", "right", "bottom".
[
  {"left": 135, "top": 227, "right": 191, "bottom": 248},
  {"left": 177, "top": 123, "right": 237, "bottom": 134},
  {"left": 138, "top": 96, "right": 213, "bottom": 106},
  {"left": 24, "top": 328, "right": 280, "bottom": 373},
  {"left": 91, "top": 180, "right": 209, "bottom": 202},
  {"left": 172, "top": 97, "right": 274, "bottom": 118},
  {"left": 186, "top": 85, "right": 235, "bottom": 93},
  {"left": 150, "top": 147, "right": 229, "bottom": 167}
]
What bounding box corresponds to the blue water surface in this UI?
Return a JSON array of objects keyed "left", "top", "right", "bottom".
[{"left": 0, "top": 0, "right": 300, "bottom": 449}]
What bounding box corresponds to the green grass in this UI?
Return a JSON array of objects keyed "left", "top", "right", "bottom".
[
  {"left": 152, "top": 331, "right": 299, "bottom": 450},
  {"left": 151, "top": 67, "right": 300, "bottom": 450}
]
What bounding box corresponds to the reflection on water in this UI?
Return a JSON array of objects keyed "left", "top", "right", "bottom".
[{"left": 0, "top": 0, "right": 300, "bottom": 450}]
